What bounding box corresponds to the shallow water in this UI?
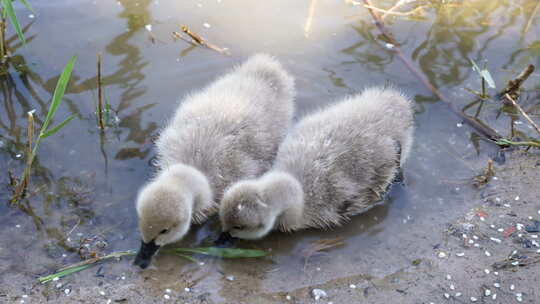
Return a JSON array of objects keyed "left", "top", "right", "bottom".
[{"left": 0, "top": 0, "right": 539, "bottom": 302}]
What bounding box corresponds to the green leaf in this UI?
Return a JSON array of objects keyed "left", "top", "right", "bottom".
[
  {"left": 40, "top": 114, "right": 75, "bottom": 138},
  {"left": 169, "top": 247, "right": 269, "bottom": 258},
  {"left": 38, "top": 265, "right": 91, "bottom": 284},
  {"left": 469, "top": 58, "right": 496, "bottom": 89},
  {"left": 1, "top": 0, "right": 26, "bottom": 45},
  {"left": 18, "top": 0, "right": 33, "bottom": 13},
  {"left": 171, "top": 252, "right": 199, "bottom": 263},
  {"left": 41, "top": 56, "right": 76, "bottom": 133}
]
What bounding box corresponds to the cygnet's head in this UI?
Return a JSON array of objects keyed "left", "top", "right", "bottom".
[
  {"left": 134, "top": 173, "right": 192, "bottom": 269},
  {"left": 219, "top": 182, "right": 275, "bottom": 240}
]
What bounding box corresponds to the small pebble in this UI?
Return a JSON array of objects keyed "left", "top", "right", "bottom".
[
  {"left": 286, "top": 295, "right": 292, "bottom": 300},
  {"left": 455, "top": 292, "right": 462, "bottom": 297},
  {"left": 456, "top": 123, "right": 463, "bottom": 127},
  {"left": 517, "top": 296, "right": 523, "bottom": 302},
  {"left": 492, "top": 294, "right": 497, "bottom": 300},
  {"left": 56, "top": 283, "right": 63, "bottom": 289},
  {"left": 22, "top": 295, "right": 28, "bottom": 298},
  {"left": 470, "top": 296, "right": 477, "bottom": 302},
  {"left": 497, "top": 228, "right": 504, "bottom": 232},
  {"left": 504, "top": 203, "right": 511, "bottom": 208},
  {"left": 474, "top": 243, "right": 480, "bottom": 247},
  {"left": 485, "top": 251, "right": 491, "bottom": 257},
  {"left": 64, "top": 289, "right": 70, "bottom": 295},
  {"left": 484, "top": 269, "right": 490, "bottom": 274},
  {"left": 349, "top": 284, "right": 356, "bottom": 289},
  {"left": 529, "top": 216, "right": 534, "bottom": 220},
  {"left": 438, "top": 252, "right": 447, "bottom": 258},
  {"left": 444, "top": 293, "right": 450, "bottom": 299},
  {"left": 490, "top": 237, "right": 502, "bottom": 243},
  {"left": 385, "top": 43, "right": 394, "bottom": 49},
  {"left": 226, "top": 275, "right": 235, "bottom": 281},
  {"left": 199, "top": 262, "right": 205, "bottom": 266},
  {"left": 510, "top": 284, "right": 515, "bottom": 290},
  {"left": 517, "top": 223, "right": 525, "bottom": 231},
  {"left": 494, "top": 283, "right": 501, "bottom": 288},
  {"left": 203, "top": 22, "right": 211, "bottom": 28},
  {"left": 312, "top": 289, "right": 327, "bottom": 300},
  {"left": 480, "top": 217, "right": 485, "bottom": 222},
  {"left": 52, "top": 277, "right": 59, "bottom": 282},
  {"left": 446, "top": 274, "right": 452, "bottom": 280},
  {"left": 165, "top": 289, "right": 171, "bottom": 293},
  {"left": 164, "top": 294, "right": 170, "bottom": 300},
  {"left": 531, "top": 235, "right": 538, "bottom": 239},
  {"left": 28, "top": 14, "right": 35, "bottom": 18},
  {"left": 473, "top": 235, "right": 479, "bottom": 240},
  {"left": 515, "top": 196, "right": 520, "bottom": 201},
  {"left": 511, "top": 261, "right": 519, "bottom": 266},
  {"left": 484, "top": 289, "right": 491, "bottom": 296},
  {"left": 145, "top": 24, "right": 152, "bottom": 31},
  {"left": 121, "top": 276, "right": 126, "bottom": 280},
  {"left": 456, "top": 252, "right": 465, "bottom": 257},
  {"left": 494, "top": 271, "right": 498, "bottom": 275},
  {"left": 99, "top": 291, "right": 105, "bottom": 296},
  {"left": 106, "top": 300, "right": 112, "bottom": 304},
  {"left": 468, "top": 239, "right": 474, "bottom": 244},
  {"left": 184, "top": 287, "right": 191, "bottom": 292},
  {"left": 490, "top": 224, "right": 496, "bottom": 229},
  {"left": 449, "top": 284, "right": 455, "bottom": 290},
  {"left": 462, "top": 234, "right": 468, "bottom": 239}
]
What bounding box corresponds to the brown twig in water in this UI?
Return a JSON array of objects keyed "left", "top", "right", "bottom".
[
  {"left": 499, "top": 64, "right": 535, "bottom": 98},
  {"left": 180, "top": 25, "right": 230, "bottom": 55},
  {"left": 304, "top": 0, "right": 317, "bottom": 38},
  {"left": 0, "top": 13, "right": 6, "bottom": 62},
  {"left": 97, "top": 53, "right": 105, "bottom": 130},
  {"left": 473, "top": 158, "right": 494, "bottom": 188},
  {"left": 504, "top": 93, "right": 540, "bottom": 135},
  {"left": 172, "top": 31, "right": 198, "bottom": 46},
  {"left": 361, "top": 0, "right": 502, "bottom": 142}
]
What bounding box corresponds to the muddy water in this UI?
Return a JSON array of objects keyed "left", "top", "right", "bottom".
[{"left": 1, "top": 0, "right": 539, "bottom": 302}]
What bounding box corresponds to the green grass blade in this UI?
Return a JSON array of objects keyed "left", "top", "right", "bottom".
[
  {"left": 38, "top": 265, "right": 91, "bottom": 284},
  {"left": 40, "top": 114, "right": 75, "bottom": 138},
  {"left": 169, "top": 247, "right": 269, "bottom": 258},
  {"left": 171, "top": 252, "right": 199, "bottom": 263},
  {"left": 18, "top": 0, "right": 34, "bottom": 13},
  {"left": 1, "top": 0, "right": 26, "bottom": 45},
  {"left": 40, "top": 56, "right": 76, "bottom": 134}
]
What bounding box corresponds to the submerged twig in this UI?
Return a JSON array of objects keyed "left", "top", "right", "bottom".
[
  {"left": 500, "top": 64, "right": 535, "bottom": 98},
  {"left": 304, "top": 0, "right": 317, "bottom": 38},
  {"left": 97, "top": 53, "right": 104, "bottom": 130},
  {"left": 504, "top": 93, "right": 540, "bottom": 135},
  {"left": 473, "top": 159, "right": 494, "bottom": 188},
  {"left": 0, "top": 12, "right": 6, "bottom": 62},
  {"left": 361, "top": 0, "right": 502, "bottom": 142},
  {"left": 364, "top": 3, "right": 426, "bottom": 18},
  {"left": 180, "top": 25, "right": 230, "bottom": 55}
]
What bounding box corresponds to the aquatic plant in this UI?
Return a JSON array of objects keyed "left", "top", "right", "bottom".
[
  {"left": 38, "top": 247, "right": 269, "bottom": 283},
  {"left": 0, "top": 0, "right": 33, "bottom": 51},
  {"left": 11, "top": 56, "right": 76, "bottom": 203},
  {"left": 470, "top": 58, "right": 496, "bottom": 99}
]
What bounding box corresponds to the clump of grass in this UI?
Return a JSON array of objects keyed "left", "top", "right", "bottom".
[
  {"left": 11, "top": 56, "right": 77, "bottom": 203},
  {"left": 37, "top": 247, "right": 269, "bottom": 283}
]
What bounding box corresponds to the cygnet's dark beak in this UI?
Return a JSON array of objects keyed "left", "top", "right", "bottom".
[
  {"left": 134, "top": 239, "right": 160, "bottom": 269},
  {"left": 214, "top": 231, "right": 238, "bottom": 247}
]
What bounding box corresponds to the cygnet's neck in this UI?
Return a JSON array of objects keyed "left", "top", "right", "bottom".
[
  {"left": 159, "top": 163, "right": 214, "bottom": 222},
  {"left": 259, "top": 171, "right": 304, "bottom": 231}
]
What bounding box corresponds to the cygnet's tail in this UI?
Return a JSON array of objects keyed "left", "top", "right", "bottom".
[{"left": 238, "top": 53, "right": 295, "bottom": 102}]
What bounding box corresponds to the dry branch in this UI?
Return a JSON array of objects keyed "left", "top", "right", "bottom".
[
  {"left": 180, "top": 25, "right": 230, "bottom": 55},
  {"left": 500, "top": 64, "right": 535, "bottom": 97},
  {"left": 504, "top": 93, "right": 540, "bottom": 135}
]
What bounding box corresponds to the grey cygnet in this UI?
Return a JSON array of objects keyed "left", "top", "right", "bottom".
[
  {"left": 134, "top": 54, "right": 295, "bottom": 268},
  {"left": 219, "top": 87, "right": 414, "bottom": 240}
]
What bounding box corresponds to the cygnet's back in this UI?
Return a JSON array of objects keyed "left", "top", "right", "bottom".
[
  {"left": 157, "top": 54, "right": 295, "bottom": 208},
  {"left": 274, "top": 87, "right": 414, "bottom": 229}
]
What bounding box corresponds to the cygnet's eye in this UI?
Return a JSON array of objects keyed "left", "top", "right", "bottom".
[
  {"left": 159, "top": 229, "right": 169, "bottom": 234},
  {"left": 233, "top": 225, "right": 245, "bottom": 230}
]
